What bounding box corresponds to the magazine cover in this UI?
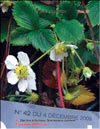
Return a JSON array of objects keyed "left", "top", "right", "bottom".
[{"left": 0, "top": 0, "right": 100, "bottom": 129}]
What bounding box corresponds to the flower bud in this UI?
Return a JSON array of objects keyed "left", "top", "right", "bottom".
[
  {"left": 74, "top": 67, "right": 81, "bottom": 74},
  {"left": 64, "top": 93, "right": 75, "bottom": 101},
  {"left": 50, "top": 24, "right": 55, "bottom": 28},
  {"left": 68, "top": 78, "right": 78, "bottom": 86},
  {"left": 30, "top": 92, "right": 39, "bottom": 103},
  {"left": 87, "top": 43, "right": 94, "bottom": 50},
  {"left": 83, "top": 67, "right": 93, "bottom": 79}
]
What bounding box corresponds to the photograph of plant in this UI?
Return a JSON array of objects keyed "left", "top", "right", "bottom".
[{"left": 0, "top": 0, "right": 99, "bottom": 111}]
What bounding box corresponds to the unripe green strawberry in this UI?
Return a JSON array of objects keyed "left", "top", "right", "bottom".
[
  {"left": 83, "top": 67, "right": 93, "bottom": 79},
  {"left": 87, "top": 43, "right": 94, "bottom": 50}
]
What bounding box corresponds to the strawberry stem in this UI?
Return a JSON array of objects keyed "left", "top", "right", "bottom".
[{"left": 57, "top": 61, "right": 65, "bottom": 108}]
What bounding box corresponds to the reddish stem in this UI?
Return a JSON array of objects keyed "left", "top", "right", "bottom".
[
  {"left": 0, "top": 16, "right": 12, "bottom": 98},
  {"left": 57, "top": 61, "right": 65, "bottom": 108},
  {"left": 81, "top": 0, "right": 100, "bottom": 65}
]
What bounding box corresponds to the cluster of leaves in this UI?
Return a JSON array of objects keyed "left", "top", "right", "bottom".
[
  {"left": 11, "top": 1, "right": 56, "bottom": 52},
  {"left": 0, "top": 0, "right": 99, "bottom": 107},
  {"left": 68, "top": 85, "right": 96, "bottom": 106},
  {"left": 1, "top": 0, "right": 99, "bottom": 64},
  {"left": 11, "top": 1, "right": 84, "bottom": 51}
]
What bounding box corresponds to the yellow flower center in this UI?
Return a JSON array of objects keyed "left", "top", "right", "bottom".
[
  {"left": 16, "top": 65, "right": 28, "bottom": 80},
  {"left": 55, "top": 44, "right": 67, "bottom": 54}
]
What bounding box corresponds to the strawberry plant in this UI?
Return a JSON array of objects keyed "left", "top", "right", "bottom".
[{"left": 0, "top": 0, "right": 99, "bottom": 111}]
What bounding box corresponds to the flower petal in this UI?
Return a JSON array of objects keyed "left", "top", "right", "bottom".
[
  {"left": 18, "top": 79, "right": 28, "bottom": 92},
  {"left": 50, "top": 50, "right": 68, "bottom": 62},
  {"left": 27, "top": 66, "right": 36, "bottom": 79},
  {"left": 17, "top": 51, "right": 30, "bottom": 66},
  {"left": 66, "top": 44, "right": 78, "bottom": 49},
  {"left": 0, "top": 3, "right": 4, "bottom": 7},
  {"left": 55, "top": 53, "right": 68, "bottom": 61},
  {"left": 1, "top": 6, "right": 8, "bottom": 13},
  {"left": 5, "top": 55, "right": 18, "bottom": 70},
  {"left": 27, "top": 77, "right": 37, "bottom": 91},
  {"left": 7, "top": 71, "right": 19, "bottom": 85},
  {"left": 49, "top": 49, "right": 56, "bottom": 61}
]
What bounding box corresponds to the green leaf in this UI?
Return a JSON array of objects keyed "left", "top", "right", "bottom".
[
  {"left": 89, "top": 52, "right": 99, "bottom": 65},
  {"left": 57, "top": 1, "right": 78, "bottom": 20},
  {"left": 0, "top": 18, "right": 9, "bottom": 42},
  {"left": 85, "top": 26, "right": 99, "bottom": 40},
  {"left": 81, "top": 51, "right": 90, "bottom": 64},
  {"left": 39, "top": 18, "right": 54, "bottom": 28},
  {"left": 28, "top": 29, "right": 56, "bottom": 52},
  {"left": 39, "top": 13, "right": 56, "bottom": 28},
  {"left": 13, "top": 1, "right": 39, "bottom": 30},
  {"left": 33, "top": 2, "right": 56, "bottom": 13},
  {"left": 81, "top": 48, "right": 99, "bottom": 65},
  {"left": 86, "top": 1, "right": 100, "bottom": 26},
  {"left": 33, "top": 2, "right": 56, "bottom": 28},
  {"left": 10, "top": 27, "right": 30, "bottom": 46},
  {"left": 89, "top": 43, "right": 100, "bottom": 65},
  {"left": 71, "top": 1, "right": 81, "bottom": 8},
  {"left": 75, "top": 48, "right": 99, "bottom": 67},
  {"left": 55, "top": 19, "right": 84, "bottom": 43}
]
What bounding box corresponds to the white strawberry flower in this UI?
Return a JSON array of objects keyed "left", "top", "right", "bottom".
[
  {"left": 0, "top": 0, "right": 14, "bottom": 13},
  {"left": 50, "top": 42, "right": 78, "bottom": 62},
  {"left": 5, "top": 51, "right": 37, "bottom": 92},
  {"left": 0, "top": 3, "right": 9, "bottom": 13}
]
